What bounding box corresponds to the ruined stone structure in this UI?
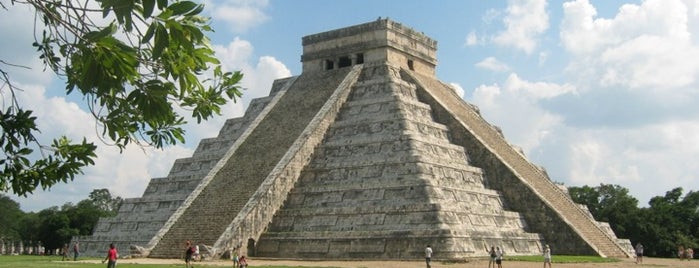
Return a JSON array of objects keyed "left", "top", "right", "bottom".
[{"left": 75, "top": 19, "right": 633, "bottom": 260}]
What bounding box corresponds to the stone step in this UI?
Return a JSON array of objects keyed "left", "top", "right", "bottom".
[{"left": 147, "top": 67, "right": 358, "bottom": 258}]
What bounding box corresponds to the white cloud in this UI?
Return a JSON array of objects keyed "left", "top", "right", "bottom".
[
  {"left": 465, "top": 31, "right": 480, "bottom": 46},
  {"left": 209, "top": 0, "right": 270, "bottom": 33},
  {"left": 561, "top": 0, "right": 699, "bottom": 90},
  {"left": 566, "top": 120, "right": 699, "bottom": 204},
  {"left": 7, "top": 81, "right": 193, "bottom": 211},
  {"left": 475, "top": 57, "right": 510, "bottom": 72},
  {"left": 493, "top": 0, "right": 549, "bottom": 54},
  {"left": 3, "top": 23, "right": 290, "bottom": 212},
  {"left": 449, "top": 83, "right": 465, "bottom": 98},
  {"left": 470, "top": 73, "right": 569, "bottom": 153},
  {"left": 466, "top": 0, "right": 699, "bottom": 206},
  {"left": 214, "top": 38, "right": 292, "bottom": 102}
]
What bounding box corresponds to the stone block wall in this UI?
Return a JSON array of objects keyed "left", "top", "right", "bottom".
[
  {"left": 146, "top": 66, "right": 358, "bottom": 258},
  {"left": 255, "top": 64, "right": 543, "bottom": 260},
  {"left": 405, "top": 70, "right": 629, "bottom": 257},
  {"left": 73, "top": 79, "right": 290, "bottom": 257}
]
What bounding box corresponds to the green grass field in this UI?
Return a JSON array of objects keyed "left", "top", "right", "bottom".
[
  {"left": 0, "top": 255, "right": 326, "bottom": 268},
  {"left": 506, "top": 255, "right": 620, "bottom": 263},
  {"left": 0, "top": 254, "right": 619, "bottom": 267}
]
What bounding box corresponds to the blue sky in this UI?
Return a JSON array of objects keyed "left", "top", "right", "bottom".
[{"left": 2, "top": 0, "right": 698, "bottom": 212}]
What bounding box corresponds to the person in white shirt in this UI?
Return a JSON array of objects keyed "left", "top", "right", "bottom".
[
  {"left": 425, "top": 245, "right": 433, "bottom": 268},
  {"left": 543, "top": 244, "right": 552, "bottom": 268}
]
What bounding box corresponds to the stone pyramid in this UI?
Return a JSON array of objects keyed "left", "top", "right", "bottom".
[{"left": 76, "top": 19, "right": 633, "bottom": 260}]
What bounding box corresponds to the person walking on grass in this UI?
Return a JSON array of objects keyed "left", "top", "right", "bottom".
[
  {"left": 102, "top": 243, "right": 118, "bottom": 268},
  {"left": 72, "top": 241, "right": 79, "bottom": 261},
  {"left": 184, "top": 240, "right": 195, "bottom": 268}
]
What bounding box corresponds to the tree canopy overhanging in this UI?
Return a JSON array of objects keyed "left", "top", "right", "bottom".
[{"left": 0, "top": 0, "right": 243, "bottom": 196}]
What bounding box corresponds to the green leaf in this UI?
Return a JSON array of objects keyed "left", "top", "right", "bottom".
[
  {"left": 142, "top": 22, "right": 157, "bottom": 44},
  {"left": 168, "top": 1, "right": 197, "bottom": 16},
  {"left": 184, "top": 4, "right": 204, "bottom": 16},
  {"left": 143, "top": 0, "right": 156, "bottom": 18},
  {"left": 152, "top": 24, "right": 168, "bottom": 59},
  {"left": 157, "top": 0, "right": 168, "bottom": 9},
  {"left": 83, "top": 23, "right": 116, "bottom": 42}
]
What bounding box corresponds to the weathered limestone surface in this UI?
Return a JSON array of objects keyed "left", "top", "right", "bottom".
[
  {"left": 79, "top": 18, "right": 632, "bottom": 260},
  {"left": 146, "top": 66, "right": 359, "bottom": 258},
  {"left": 73, "top": 78, "right": 294, "bottom": 257},
  {"left": 404, "top": 70, "right": 631, "bottom": 257},
  {"left": 255, "top": 64, "right": 543, "bottom": 259}
]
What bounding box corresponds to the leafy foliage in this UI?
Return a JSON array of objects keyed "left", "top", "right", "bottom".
[
  {"left": 0, "top": 189, "right": 122, "bottom": 251},
  {"left": 570, "top": 184, "right": 699, "bottom": 257},
  {"left": 0, "top": 195, "right": 23, "bottom": 240},
  {"left": 0, "top": 0, "right": 243, "bottom": 196}
]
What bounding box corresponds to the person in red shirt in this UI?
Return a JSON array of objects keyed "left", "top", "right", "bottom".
[{"left": 102, "top": 243, "right": 118, "bottom": 268}]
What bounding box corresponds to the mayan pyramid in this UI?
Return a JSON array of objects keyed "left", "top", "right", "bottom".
[{"left": 75, "top": 19, "right": 633, "bottom": 260}]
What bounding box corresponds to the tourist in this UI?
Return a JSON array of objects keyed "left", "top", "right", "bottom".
[
  {"left": 487, "top": 246, "right": 496, "bottom": 268},
  {"left": 238, "top": 255, "right": 248, "bottom": 267},
  {"left": 232, "top": 250, "right": 239, "bottom": 267},
  {"left": 543, "top": 244, "right": 552, "bottom": 268},
  {"left": 194, "top": 243, "right": 200, "bottom": 261},
  {"left": 687, "top": 247, "right": 694, "bottom": 260},
  {"left": 61, "top": 244, "right": 69, "bottom": 261},
  {"left": 424, "top": 244, "right": 433, "bottom": 268},
  {"left": 72, "top": 241, "right": 79, "bottom": 261},
  {"left": 495, "top": 246, "right": 504, "bottom": 268},
  {"left": 634, "top": 243, "right": 643, "bottom": 264},
  {"left": 101, "top": 243, "right": 118, "bottom": 268},
  {"left": 185, "top": 240, "right": 195, "bottom": 268},
  {"left": 679, "top": 246, "right": 686, "bottom": 260}
]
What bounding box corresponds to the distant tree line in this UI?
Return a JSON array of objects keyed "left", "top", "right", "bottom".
[
  {"left": 1, "top": 185, "right": 697, "bottom": 258},
  {"left": 569, "top": 184, "right": 699, "bottom": 258},
  {"left": 0, "top": 189, "right": 121, "bottom": 254}
]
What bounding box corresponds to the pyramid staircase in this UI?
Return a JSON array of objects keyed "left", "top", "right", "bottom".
[
  {"left": 404, "top": 70, "right": 631, "bottom": 258},
  {"left": 255, "top": 63, "right": 543, "bottom": 259},
  {"left": 79, "top": 18, "right": 632, "bottom": 260},
  {"left": 146, "top": 66, "right": 362, "bottom": 258},
  {"left": 72, "top": 80, "right": 290, "bottom": 257}
]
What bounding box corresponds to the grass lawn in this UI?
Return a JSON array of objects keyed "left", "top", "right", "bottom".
[
  {"left": 0, "top": 255, "right": 324, "bottom": 268},
  {"left": 0, "top": 254, "right": 620, "bottom": 267},
  {"left": 507, "top": 255, "right": 620, "bottom": 263}
]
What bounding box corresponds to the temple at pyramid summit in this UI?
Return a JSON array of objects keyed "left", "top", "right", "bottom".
[{"left": 74, "top": 19, "right": 634, "bottom": 260}]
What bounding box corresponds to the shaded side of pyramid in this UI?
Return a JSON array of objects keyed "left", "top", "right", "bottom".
[{"left": 72, "top": 78, "right": 294, "bottom": 257}]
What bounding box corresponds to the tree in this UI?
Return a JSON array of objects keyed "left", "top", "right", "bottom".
[
  {"left": 88, "top": 188, "right": 122, "bottom": 215},
  {"left": 0, "top": 194, "right": 24, "bottom": 240},
  {"left": 642, "top": 187, "right": 699, "bottom": 257},
  {"left": 569, "top": 183, "right": 641, "bottom": 238},
  {"left": 0, "top": 0, "right": 243, "bottom": 196},
  {"left": 36, "top": 206, "right": 76, "bottom": 251}
]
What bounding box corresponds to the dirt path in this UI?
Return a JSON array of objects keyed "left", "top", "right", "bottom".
[{"left": 81, "top": 257, "right": 699, "bottom": 267}]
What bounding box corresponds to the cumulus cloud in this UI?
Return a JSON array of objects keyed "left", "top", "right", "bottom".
[
  {"left": 470, "top": 73, "right": 570, "bottom": 153},
  {"left": 214, "top": 38, "right": 292, "bottom": 101},
  {"left": 208, "top": 0, "right": 270, "bottom": 33},
  {"left": 492, "top": 0, "right": 549, "bottom": 54},
  {"left": 467, "top": 0, "right": 699, "bottom": 205},
  {"left": 475, "top": 57, "right": 510, "bottom": 72},
  {"left": 449, "top": 83, "right": 466, "bottom": 98},
  {"left": 7, "top": 81, "right": 193, "bottom": 211},
  {"left": 561, "top": 0, "right": 699, "bottom": 90}
]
